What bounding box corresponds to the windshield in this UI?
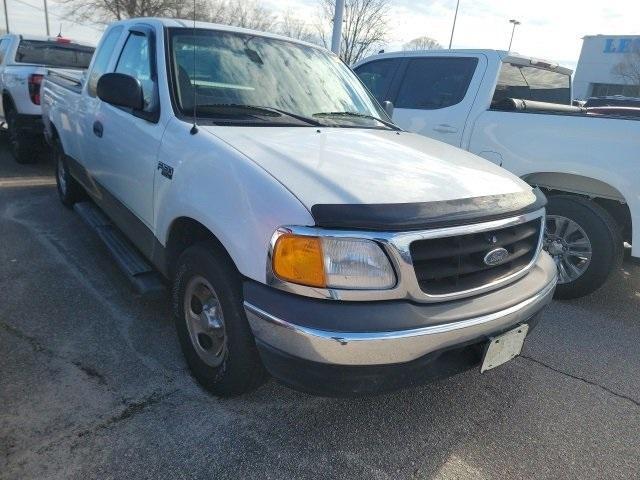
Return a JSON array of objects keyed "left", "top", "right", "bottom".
[
  {"left": 15, "top": 40, "right": 94, "bottom": 69},
  {"left": 168, "top": 28, "right": 389, "bottom": 128},
  {"left": 492, "top": 63, "right": 571, "bottom": 105}
]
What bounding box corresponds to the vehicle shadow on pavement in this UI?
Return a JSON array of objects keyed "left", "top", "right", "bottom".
[{"left": 1, "top": 145, "right": 639, "bottom": 480}]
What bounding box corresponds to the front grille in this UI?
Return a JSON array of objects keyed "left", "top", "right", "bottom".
[{"left": 410, "top": 218, "right": 542, "bottom": 296}]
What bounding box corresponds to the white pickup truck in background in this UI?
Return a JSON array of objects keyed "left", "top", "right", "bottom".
[
  {"left": 41, "top": 18, "right": 556, "bottom": 397},
  {"left": 354, "top": 50, "right": 640, "bottom": 299},
  {"left": 0, "top": 34, "right": 94, "bottom": 163}
]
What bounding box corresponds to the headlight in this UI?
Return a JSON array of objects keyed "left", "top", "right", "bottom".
[{"left": 272, "top": 234, "right": 396, "bottom": 290}]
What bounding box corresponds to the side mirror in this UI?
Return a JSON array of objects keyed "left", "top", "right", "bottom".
[
  {"left": 97, "top": 73, "right": 144, "bottom": 110},
  {"left": 382, "top": 100, "right": 394, "bottom": 118}
]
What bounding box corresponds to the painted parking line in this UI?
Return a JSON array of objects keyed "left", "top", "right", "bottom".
[{"left": 0, "top": 177, "right": 56, "bottom": 188}]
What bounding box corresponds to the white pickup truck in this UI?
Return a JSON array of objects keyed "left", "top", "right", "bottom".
[
  {"left": 42, "top": 18, "right": 556, "bottom": 397},
  {"left": 0, "top": 34, "right": 94, "bottom": 163},
  {"left": 355, "top": 50, "right": 640, "bottom": 299}
]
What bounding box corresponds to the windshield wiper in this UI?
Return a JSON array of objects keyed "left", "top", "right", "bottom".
[
  {"left": 194, "top": 104, "right": 322, "bottom": 126},
  {"left": 312, "top": 111, "right": 401, "bottom": 130}
]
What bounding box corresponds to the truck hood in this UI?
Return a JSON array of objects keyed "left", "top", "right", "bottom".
[{"left": 203, "top": 126, "right": 530, "bottom": 208}]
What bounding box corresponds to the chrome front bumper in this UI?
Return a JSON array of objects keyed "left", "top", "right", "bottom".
[{"left": 245, "top": 262, "right": 557, "bottom": 367}]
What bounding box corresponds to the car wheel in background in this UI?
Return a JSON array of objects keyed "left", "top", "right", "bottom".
[
  {"left": 5, "top": 107, "right": 37, "bottom": 164},
  {"left": 544, "top": 195, "right": 623, "bottom": 299},
  {"left": 172, "top": 243, "right": 265, "bottom": 396}
]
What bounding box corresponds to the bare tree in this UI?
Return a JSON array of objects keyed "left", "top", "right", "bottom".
[
  {"left": 277, "top": 9, "right": 317, "bottom": 43},
  {"left": 318, "top": 0, "right": 390, "bottom": 65},
  {"left": 612, "top": 44, "right": 640, "bottom": 88},
  {"left": 175, "top": 0, "right": 210, "bottom": 22},
  {"left": 60, "top": 0, "right": 185, "bottom": 23},
  {"left": 61, "top": 0, "right": 276, "bottom": 31},
  {"left": 402, "top": 36, "right": 442, "bottom": 51},
  {"left": 207, "top": 0, "right": 277, "bottom": 31}
]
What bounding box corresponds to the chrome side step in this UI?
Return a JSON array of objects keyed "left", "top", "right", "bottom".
[{"left": 74, "top": 201, "right": 165, "bottom": 297}]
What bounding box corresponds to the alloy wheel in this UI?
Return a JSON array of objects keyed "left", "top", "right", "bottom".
[{"left": 544, "top": 215, "right": 592, "bottom": 284}]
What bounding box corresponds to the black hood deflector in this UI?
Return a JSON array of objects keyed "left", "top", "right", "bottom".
[{"left": 311, "top": 188, "right": 546, "bottom": 231}]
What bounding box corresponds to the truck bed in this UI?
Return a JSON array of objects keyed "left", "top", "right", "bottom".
[
  {"left": 469, "top": 106, "right": 639, "bottom": 205},
  {"left": 45, "top": 68, "right": 85, "bottom": 94}
]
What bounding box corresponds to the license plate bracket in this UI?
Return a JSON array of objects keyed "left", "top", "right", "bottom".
[{"left": 480, "top": 324, "right": 529, "bottom": 373}]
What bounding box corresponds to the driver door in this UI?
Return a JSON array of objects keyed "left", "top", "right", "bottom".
[{"left": 91, "top": 25, "right": 163, "bottom": 249}]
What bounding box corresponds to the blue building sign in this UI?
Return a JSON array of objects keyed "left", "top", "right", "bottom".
[{"left": 603, "top": 37, "right": 640, "bottom": 53}]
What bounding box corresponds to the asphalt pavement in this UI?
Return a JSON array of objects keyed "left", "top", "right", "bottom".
[{"left": 1, "top": 145, "right": 639, "bottom": 479}]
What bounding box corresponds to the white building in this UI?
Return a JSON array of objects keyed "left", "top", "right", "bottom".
[{"left": 573, "top": 35, "right": 640, "bottom": 100}]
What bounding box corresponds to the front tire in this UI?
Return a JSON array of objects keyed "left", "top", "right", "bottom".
[
  {"left": 544, "top": 195, "right": 623, "bottom": 299},
  {"left": 172, "top": 244, "right": 265, "bottom": 396}
]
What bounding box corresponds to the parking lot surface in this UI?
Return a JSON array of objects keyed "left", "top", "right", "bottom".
[{"left": 1, "top": 146, "right": 639, "bottom": 480}]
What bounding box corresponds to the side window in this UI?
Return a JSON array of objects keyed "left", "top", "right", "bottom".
[
  {"left": 395, "top": 57, "right": 479, "bottom": 110},
  {"left": 115, "top": 32, "right": 155, "bottom": 112},
  {"left": 354, "top": 59, "right": 401, "bottom": 103},
  {"left": 87, "top": 26, "right": 123, "bottom": 97}
]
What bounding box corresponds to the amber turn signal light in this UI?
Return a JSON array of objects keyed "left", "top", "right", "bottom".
[{"left": 272, "top": 234, "right": 326, "bottom": 288}]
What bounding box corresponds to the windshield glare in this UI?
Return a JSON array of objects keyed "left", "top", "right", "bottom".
[{"left": 169, "top": 29, "right": 387, "bottom": 127}]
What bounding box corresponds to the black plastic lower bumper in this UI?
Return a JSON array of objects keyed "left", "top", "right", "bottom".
[{"left": 257, "top": 313, "right": 542, "bottom": 397}]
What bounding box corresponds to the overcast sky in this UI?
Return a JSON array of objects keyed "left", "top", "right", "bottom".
[{"left": 3, "top": 0, "right": 639, "bottom": 70}]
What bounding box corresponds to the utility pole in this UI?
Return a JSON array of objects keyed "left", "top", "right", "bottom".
[
  {"left": 2, "top": 0, "right": 9, "bottom": 34},
  {"left": 508, "top": 19, "right": 520, "bottom": 51},
  {"left": 448, "top": 0, "right": 460, "bottom": 49},
  {"left": 331, "top": 0, "right": 345, "bottom": 55},
  {"left": 43, "top": 0, "right": 51, "bottom": 36}
]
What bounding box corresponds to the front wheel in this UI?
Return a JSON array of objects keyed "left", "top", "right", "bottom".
[
  {"left": 172, "top": 244, "right": 265, "bottom": 396},
  {"left": 544, "top": 195, "right": 622, "bottom": 299}
]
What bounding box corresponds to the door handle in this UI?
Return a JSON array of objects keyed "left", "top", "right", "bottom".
[
  {"left": 93, "top": 121, "right": 103, "bottom": 138},
  {"left": 433, "top": 124, "right": 458, "bottom": 134}
]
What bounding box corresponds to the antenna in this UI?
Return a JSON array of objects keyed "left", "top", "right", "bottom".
[
  {"left": 190, "top": 0, "right": 198, "bottom": 135},
  {"left": 57, "top": 24, "right": 62, "bottom": 38}
]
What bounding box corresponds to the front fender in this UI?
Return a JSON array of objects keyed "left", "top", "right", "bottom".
[{"left": 154, "top": 119, "right": 314, "bottom": 283}]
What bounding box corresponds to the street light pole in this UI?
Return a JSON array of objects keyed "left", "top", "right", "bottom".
[
  {"left": 2, "top": 0, "right": 9, "bottom": 34},
  {"left": 508, "top": 19, "right": 521, "bottom": 51},
  {"left": 43, "top": 0, "right": 50, "bottom": 36},
  {"left": 448, "top": 0, "right": 460, "bottom": 49},
  {"left": 331, "top": 0, "right": 345, "bottom": 55}
]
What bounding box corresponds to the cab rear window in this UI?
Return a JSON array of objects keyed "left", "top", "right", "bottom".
[
  {"left": 14, "top": 40, "right": 94, "bottom": 69},
  {"left": 492, "top": 63, "right": 571, "bottom": 105}
]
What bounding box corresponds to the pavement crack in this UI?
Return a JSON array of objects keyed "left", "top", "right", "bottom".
[
  {"left": 520, "top": 355, "right": 640, "bottom": 408},
  {"left": 0, "top": 321, "right": 54, "bottom": 355},
  {"left": 0, "top": 321, "right": 110, "bottom": 388},
  {"left": 71, "top": 361, "right": 108, "bottom": 385},
  {"left": 76, "top": 389, "right": 180, "bottom": 438}
]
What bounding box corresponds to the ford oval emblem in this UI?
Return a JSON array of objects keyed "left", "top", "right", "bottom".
[{"left": 484, "top": 247, "right": 509, "bottom": 266}]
